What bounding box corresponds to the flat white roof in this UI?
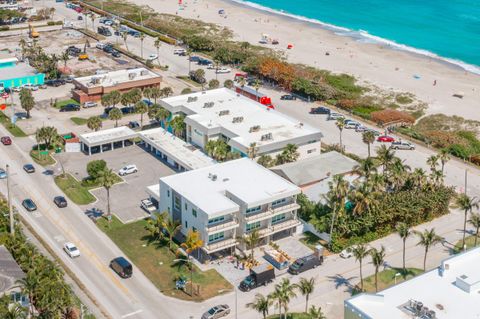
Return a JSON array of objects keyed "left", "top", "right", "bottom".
[
  {"left": 74, "top": 68, "right": 160, "bottom": 88},
  {"left": 160, "top": 158, "right": 300, "bottom": 216},
  {"left": 138, "top": 127, "right": 216, "bottom": 170},
  {"left": 79, "top": 126, "right": 137, "bottom": 146},
  {"left": 346, "top": 247, "right": 480, "bottom": 319},
  {"left": 160, "top": 88, "right": 322, "bottom": 152}
]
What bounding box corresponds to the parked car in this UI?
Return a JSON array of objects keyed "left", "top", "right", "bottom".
[
  {"left": 103, "top": 45, "right": 114, "bottom": 54},
  {"left": 140, "top": 199, "right": 156, "bottom": 213},
  {"left": 367, "top": 129, "right": 381, "bottom": 136},
  {"left": 239, "top": 264, "right": 275, "bottom": 292},
  {"left": 377, "top": 135, "right": 395, "bottom": 143},
  {"left": 104, "top": 19, "right": 114, "bottom": 26},
  {"left": 118, "top": 164, "right": 137, "bottom": 176},
  {"left": 96, "top": 42, "right": 106, "bottom": 50},
  {"left": 110, "top": 257, "right": 132, "bottom": 278},
  {"left": 391, "top": 141, "right": 415, "bottom": 150},
  {"left": 83, "top": 101, "right": 97, "bottom": 108},
  {"left": 128, "top": 121, "right": 140, "bottom": 129},
  {"left": 120, "top": 106, "right": 135, "bottom": 114},
  {"left": 22, "top": 199, "right": 37, "bottom": 212},
  {"left": 22, "top": 84, "right": 38, "bottom": 91},
  {"left": 198, "top": 58, "right": 211, "bottom": 66},
  {"left": 111, "top": 50, "right": 121, "bottom": 58},
  {"left": 23, "top": 164, "right": 35, "bottom": 173},
  {"left": 64, "top": 242, "right": 80, "bottom": 258},
  {"left": 201, "top": 305, "right": 230, "bottom": 319},
  {"left": 39, "top": 84, "right": 47, "bottom": 89},
  {"left": 147, "top": 53, "right": 158, "bottom": 60},
  {"left": 77, "top": 15, "right": 83, "bottom": 20},
  {"left": 0, "top": 169, "right": 7, "bottom": 179},
  {"left": 280, "top": 94, "right": 296, "bottom": 100},
  {"left": 216, "top": 67, "right": 231, "bottom": 74},
  {"left": 97, "top": 26, "right": 112, "bottom": 36},
  {"left": 60, "top": 104, "right": 80, "bottom": 112},
  {"left": 344, "top": 121, "right": 360, "bottom": 129},
  {"left": 310, "top": 106, "right": 330, "bottom": 114},
  {"left": 189, "top": 56, "right": 200, "bottom": 62},
  {"left": 173, "top": 48, "right": 186, "bottom": 55},
  {"left": 288, "top": 252, "right": 324, "bottom": 275},
  {"left": 327, "top": 112, "right": 344, "bottom": 121},
  {"left": 355, "top": 125, "right": 367, "bottom": 132},
  {"left": 340, "top": 247, "right": 354, "bottom": 259},
  {"left": 127, "top": 30, "right": 140, "bottom": 37},
  {"left": 53, "top": 196, "right": 68, "bottom": 208},
  {"left": 1, "top": 136, "right": 12, "bottom": 145}
]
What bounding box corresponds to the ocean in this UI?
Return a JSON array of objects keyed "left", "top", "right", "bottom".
[{"left": 229, "top": 0, "right": 480, "bottom": 74}]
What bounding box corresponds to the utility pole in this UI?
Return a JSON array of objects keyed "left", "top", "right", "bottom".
[{"left": 6, "top": 164, "right": 14, "bottom": 236}]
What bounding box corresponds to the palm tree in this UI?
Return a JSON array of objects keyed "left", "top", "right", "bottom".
[
  {"left": 224, "top": 79, "right": 234, "bottom": 89},
  {"left": 456, "top": 194, "right": 479, "bottom": 250},
  {"left": 376, "top": 144, "right": 395, "bottom": 175},
  {"left": 154, "top": 37, "right": 162, "bottom": 64},
  {"left": 161, "top": 86, "right": 173, "bottom": 97},
  {"left": 253, "top": 78, "right": 261, "bottom": 102},
  {"left": 241, "top": 229, "right": 261, "bottom": 262},
  {"left": 275, "top": 278, "right": 297, "bottom": 319},
  {"left": 280, "top": 144, "right": 299, "bottom": 164},
  {"left": 108, "top": 107, "right": 123, "bottom": 127},
  {"left": 469, "top": 213, "right": 480, "bottom": 247},
  {"left": 336, "top": 118, "right": 345, "bottom": 152},
  {"left": 248, "top": 142, "right": 258, "bottom": 159},
  {"left": 143, "top": 87, "right": 153, "bottom": 104},
  {"left": 349, "top": 182, "right": 379, "bottom": 216},
  {"left": 352, "top": 244, "right": 370, "bottom": 292},
  {"left": 370, "top": 245, "right": 386, "bottom": 292},
  {"left": 208, "top": 79, "right": 220, "bottom": 89},
  {"left": 326, "top": 175, "right": 349, "bottom": 247},
  {"left": 362, "top": 131, "right": 375, "bottom": 157},
  {"left": 61, "top": 50, "right": 69, "bottom": 68},
  {"left": 149, "top": 105, "right": 171, "bottom": 128},
  {"left": 86, "top": 116, "right": 102, "bottom": 131},
  {"left": 296, "top": 277, "right": 315, "bottom": 312},
  {"left": 3, "top": 304, "right": 27, "bottom": 319},
  {"left": 169, "top": 115, "right": 186, "bottom": 138},
  {"left": 101, "top": 93, "right": 112, "bottom": 108},
  {"left": 135, "top": 101, "right": 148, "bottom": 128},
  {"left": 150, "top": 86, "right": 162, "bottom": 104},
  {"left": 246, "top": 293, "right": 272, "bottom": 319},
  {"left": 121, "top": 32, "right": 129, "bottom": 52},
  {"left": 415, "top": 228, "right": 443, "bottom": 271},
  {"left": 308, "top": 305, "right": 327, "bottom": 319},
  {"left": 180, "top": 230, "right": 204, "bottom": 296},
  {"left": 162, "top": 215, "right": 181, "bottom": 252},
  {"left": 396, "top": 222, "right": 411, "bottom": 274},
  {"left": 121, "top": 91, "right": 132, "bottom": 107},
  {"left": 145, "top": 212, "right": 168, "bottom": 242},
  {"left": 353, "top": 157, "right": 377, "bottom": 180},
  {"left": 110, "top": 90, "right": 122, "bottom": 107},
  {"left": 257, "top": 154, "right": 274, "bottom": 168},
  {"left": 16, "top": 273, "right": 38, "bottom": 316},
  {"left": 427, "top": 155, "right": 439, "bottom": 173},
  {"left": 35, "top": 126, "right": 58, "bottom": 150},
  {"left": 139, "top": 33, "right": 146, "bottom": 59},
  {"left": 19, "top": 88, "right": 35, "bottom": 118},
  {"left": 98, "top": 168, "right": 117, "bottom": 221},
  {"left": 439, "top": 149, "right": 450, "bottom": 174}
]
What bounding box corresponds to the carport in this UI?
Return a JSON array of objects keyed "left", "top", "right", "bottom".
[{"left": 79, "top": 126, "right": 138, "bottom": 155}]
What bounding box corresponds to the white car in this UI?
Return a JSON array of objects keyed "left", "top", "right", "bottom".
[
  {"left": 23, "top": 84, "right": 38, "bottom": 91},
  {"left": 64, "top": 242, "right": 80, "bottom": 258},
  {"left": 215, "top": 67, "right": 231, "bottom": 74},
  {"left": 83, "top": 101, "right": 97, "bottom": 108},
  {"left": 104, "top": 20, "right": 114, "bottom": 26},
  {"left": 340, "top": 247, "right": 354, "bottom": 259},
  {"left": 140, "top": 199, "right": 156, "bottom": 213},
  {"left": 173, "top": 48, "right": 186, "bottom": 55},
  {"left": 96, "top": 42, "right": 106, "bottom": 50},
  {"left": 207, "top": 63, "right": 215, "bottom": 69},
  {"left": 344, "top": 121, "right": 360, "bottom": 129},
  {"left": 147, "top": 54, "right": 158, "bottom": 60},
  {"left": 118, "top": 164, "right": 137, "bottom": 176}
]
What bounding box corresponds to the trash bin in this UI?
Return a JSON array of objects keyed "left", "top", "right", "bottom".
[{"left": 55, "top": 147, "right": 62, "bottom": 153}]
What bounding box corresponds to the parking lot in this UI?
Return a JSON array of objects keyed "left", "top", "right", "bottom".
[{"left": 56, "top": 144, "right": 174, "bottom": 223}]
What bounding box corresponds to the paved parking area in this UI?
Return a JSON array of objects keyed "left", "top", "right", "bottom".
[{"left": 56, "top": 145, "right": 175, "bottom": 222}]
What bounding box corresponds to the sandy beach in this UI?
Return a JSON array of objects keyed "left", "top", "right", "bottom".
[{"left": 135, "top": 0, "right": 480, "bottom": 120}]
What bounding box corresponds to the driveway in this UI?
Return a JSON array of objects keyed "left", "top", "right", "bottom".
[{"left": 56, "top": 145, "right": 175, "bottom": 223}]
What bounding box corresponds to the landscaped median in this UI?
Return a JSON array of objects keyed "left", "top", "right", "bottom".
[
  {"left": 54, "top": 173, "right": 96, "bottom": 205},
  {"left": 96, "top": 216, "right": 232, "bottom": 301},
  {"left": 0, "top": 111, "right": 27, "bottom": 137},
  {"left": 30, "top": 149, "right": 56, "bottom": 166},
  {"left": 353, "top": 267, "right": 423, "bottom": 294}
]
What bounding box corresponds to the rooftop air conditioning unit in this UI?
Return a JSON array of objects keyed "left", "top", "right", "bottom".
[
  {"left": 219, "top": 110, "right": 230, "bottom": 116},
  {"left": 249, "top": 125, "right": 260, "bottom": 133},
  {"left": 91, "top": 77, "right": 100, "bottom": 84},
  {"left": 140, "top": 69, "right": 148, "bottom": 76},
  {"left": 203, "top": 102, "right": 214, "bottom": 108},
  {"left": 187, "top": 96, "right": 198, "bottom": 103},
  {"left": 232, "top": 116, "right": 244, "bottom": 123},
  {"left": 128, "top": 72, "right": 136, "bottom": 80},
  {"left": 211, "top": 174, "right": 217, "bottom": 181}
]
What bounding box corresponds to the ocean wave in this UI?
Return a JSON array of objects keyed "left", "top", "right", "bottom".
[{"left": 228, "top": 0, "right": 480, "bottom": 75}]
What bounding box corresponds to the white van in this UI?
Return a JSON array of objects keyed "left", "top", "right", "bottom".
[
  {"left": 173, "top": 48, "right": 186, "bottom": 55},
  {"left": 96, "top": 42, "right": 106, "bottom": 50}
]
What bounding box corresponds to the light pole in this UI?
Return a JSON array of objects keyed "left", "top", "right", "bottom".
[{"left": 6, "top": 164, "right": 14, "bottom": 236}]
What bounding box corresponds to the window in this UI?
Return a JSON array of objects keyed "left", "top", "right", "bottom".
[
  {"left": 272, "top": 198, "right": 287, "bottom": 208},
  {"left": 174, "top": 196, "right": 181, "bottom": 210},
  {"left": 246, "top": 206, "right": 261, "bottom": 215},
  {"left": 246, "top": 221, "right": 261, "bottom": 232},
  {"left": 192, "top": 226, "right": 197, "bottom": 232},
  {"left": 208, "top": 216, "right": 225, "bottom": 225},
  {"left": 185, "top": 221, "right": 188, "bottom": 228},
  {"left": 208, "top": 232, "right": 225, "bottom": 243},
  {"left": 167, "top": 190, "right": 170, "bottom": 197},
  {"left": 192, "top": 209, "right": 197, "bottom": 218},
  {"left": 272, "top": 213, "right": 286, "bottom": 224},
  {"left": 184, "top": 202, "right": 188, "bottom": 210}
]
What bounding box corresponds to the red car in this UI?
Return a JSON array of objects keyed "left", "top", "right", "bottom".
[
  {"left": 1, "top": 136, "right": 12, "bottom": 145},
  {"left": 377, "top": 135, "right": 395, "bottom": 143}
]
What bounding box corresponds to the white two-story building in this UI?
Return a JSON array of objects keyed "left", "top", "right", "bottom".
[{"left": 158, "top": 158, "right": 301, "bottom": 259}]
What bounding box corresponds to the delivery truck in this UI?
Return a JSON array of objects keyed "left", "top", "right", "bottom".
[{"left": 239, "top": 263, "right": 275, "bottom": 292}]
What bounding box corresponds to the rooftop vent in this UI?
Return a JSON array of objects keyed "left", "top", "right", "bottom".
[
  {"left": 91, "top": 77, "right": 100, "bottom": 85},
  {"left": 211, "top": 174, "right": 217, "bottom": 181},
  {"left": 232, "top": 116, "right": 244, "bottom": 123},
  {"left": 223, "top": 178, "right": 229, "bottom": 182},
  {"left": 219, "top": 110, "right": 230, "bottom": 116},
  {"left": 140, "top": 69, "right": 148, "bottom": 76},
  {"left": 203, "top": 102, "right": 215, "bottom": 108},
  {"left": 260, "top": 133, "right": 273, "bottom": 141},
  {"left": 187, "top": 96, "right": 198, "bottom": 103},
  {"left": 399, "top": 300, "right": 436, "bottom": 319},
  {"left": 128, "top": 72, "right": 136, "bottom": 80},
  {"left": 249, "top": 125, "right": 261, "bottom": 133}
]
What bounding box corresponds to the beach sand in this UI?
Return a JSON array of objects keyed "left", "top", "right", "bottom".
[{"left": 137, "top": 0, "right": 480, "bottom": 121}]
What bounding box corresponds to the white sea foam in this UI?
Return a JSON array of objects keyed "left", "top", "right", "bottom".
[{"left": 228, "top": 0, "right": 480, "bottom": 75}]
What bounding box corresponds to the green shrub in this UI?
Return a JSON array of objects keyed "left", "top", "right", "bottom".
[
  {"left": 86, "top": 159, "right": 106, "bottom": 180},
  {"left": 447, "top": 144, "right": 470, "bottom": 159}
]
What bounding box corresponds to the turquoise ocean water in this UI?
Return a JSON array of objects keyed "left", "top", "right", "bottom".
[{"left": 229, "top": 0, "right": 480, "bottom": 74}]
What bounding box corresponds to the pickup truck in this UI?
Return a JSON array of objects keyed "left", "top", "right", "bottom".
[{"left": 239, "top": 263, "right": 275, "bottom": 292}]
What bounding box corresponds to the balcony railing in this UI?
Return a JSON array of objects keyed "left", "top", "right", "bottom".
[
  {"left": 244, "top": 203, "right": 300, "bottom": 223},
  {"left": 203, "top": 238, "right": 238, "bottom": 254},
  {"left": 206, "top": 218, "right": 239, "bottom": 234},
  {"left": 257, "top": 218, "right": 301, "bottom": 237}
]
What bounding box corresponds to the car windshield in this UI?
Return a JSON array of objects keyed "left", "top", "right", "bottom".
[
  {"left": 69, "top": 246, "right": 78, "bottom": 251},
  {"left": 208, "top": 308, "right": 217, "bottom": 315},
  {"left": 290, "top": 261, "right": 301, "bottom": 270}
]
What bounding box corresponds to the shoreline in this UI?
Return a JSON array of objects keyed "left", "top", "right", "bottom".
[{"left": 225, "top": 0, "right": 480, "bottom": 76}]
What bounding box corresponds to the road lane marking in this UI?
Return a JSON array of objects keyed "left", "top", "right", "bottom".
[
  {"left": 32, "top": 211, "right": 42, "bottom": 218},
  {"left": 121, "top": 309, "right": 143, "bottom": 318},
  {"left": 54, "top": 235, "right": 65, "bottom": 242}
]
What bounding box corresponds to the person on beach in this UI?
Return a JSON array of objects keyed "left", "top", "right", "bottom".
[{"left": 433, "top": 80, "right": 437, "bottom": 86}]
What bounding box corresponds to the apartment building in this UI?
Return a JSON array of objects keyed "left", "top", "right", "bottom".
[
  {"left": 158, "top": 88, "right": 323, "bottom": 160},
  {"left": 158, "top": 158, "right": 301, "bottom": 258},
  {"left": 345, "top": 247, "right": 480, "bottom": 319}
]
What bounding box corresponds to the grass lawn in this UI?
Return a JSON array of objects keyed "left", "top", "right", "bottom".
[
  {"left": 54, "top": 99, "right": 79, "bottom": 109},
  {"left": 70, "top": 117, "right": 88, "bottom": 125},
  {"left": 267, "top": 313, "right": 312, "bottom": 319},
  {"left": 176, "top": 76, "right": 201, "bottom": 87},
  {"left": 0, "top": 112, "right": 27, "bottom": 137},
  {"left": 54, "top": 174, "right": 96, "bottom": 205},
  {"left": 29, "top": 149, "right": 56, "bottom": 166},
  {"left": 299, "top": 231, "right": 331, "bottom": 255},
  {"left": 361, "top": 267, "right": 423, "bottom": 293},
  {"left": 81, "top": 174, "right": 123, "bottom": 190},
  {"left": 452, "top": 235, "right": 479, "bottom": 254},
  {"left": 96, "top": 217, "right": 232, "bottom": 301}
]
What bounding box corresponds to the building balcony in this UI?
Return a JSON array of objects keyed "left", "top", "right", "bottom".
[
  {"left": 257, "top": 218, "right": 301, "bottom": 237},
  {"left": 244, "top": 203, "right": 300, "bottom": 223},
  {"left": 206, "top": 218, "right": 239, "bottom": 235},
  {"left": 203, "top": 238, "right": 238, "bottom": 254}
]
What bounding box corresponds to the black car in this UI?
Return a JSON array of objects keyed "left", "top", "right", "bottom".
[
  {"left": 310, "top": 106, "right": 331, "bottom": 114},
  {"left": 121, "top": 106, "right": 135, "bottom": 114},
  {"left": 280, "top": 94, "right": 297, "bottom": 100},
  {"left": 189, "top": 56, "right": 200, "bottom": 62},
  {"left": 23, "top": 164, "right": 35, "bottom": 173},
  {"left": 198, "top": 59, "right": 211, "bottom": 66},
  {"left": 53, "top": 196, "right": 68, "bottom": 208},
  {"left": 128, "top": 121, "right": 140, "bottom": 129},
  {"left": 97, "top": 26, "right": 112, "bottom": 36},
  {"left": 60, "top": 104, "right": 80, "bottom": 112},
  {"left": 103, "top": 45, "right": 114, "bottom": 54},
  {"left": 111, "top": 50, "right": 121, "bottom": 58},
  {"left": 110, "top": 257, "right": 133, "bottom": 278},
  {"left": 22, "top": 199, "right": 37, "bottom": 212}
]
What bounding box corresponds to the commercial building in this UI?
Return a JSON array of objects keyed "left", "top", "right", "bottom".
[
  {"left": 0, "top": 55, "right": 45, "bottom": 89},
  {"left": 158, "top": 158, "right": 301, "bottom": 258},
  {"left": 158, "top": 88, "right": 323, "bottom": 160},
  {"left": 345, "top": 247, "right": 480, "bottom": 319},
  {"left": 72, "top": 68, "right": 162, "bottom": 104},
  {"left": 79, "top": 126, "right": 137, "bottom": 155}
]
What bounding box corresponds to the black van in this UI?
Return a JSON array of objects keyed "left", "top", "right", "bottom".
[
  {"left": 110, "top": 257, "right": 132, "bottom": 278},
  {"left": 288, "top": 254, "right": 323, "bottom": 275}
]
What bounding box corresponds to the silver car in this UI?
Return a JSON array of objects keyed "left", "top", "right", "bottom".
[
  {"left": 202, "top": 305, "right": 230, "bottom": 319},
  {"left": 390, "top": 141, "right": 415, "bottom": 150}
]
